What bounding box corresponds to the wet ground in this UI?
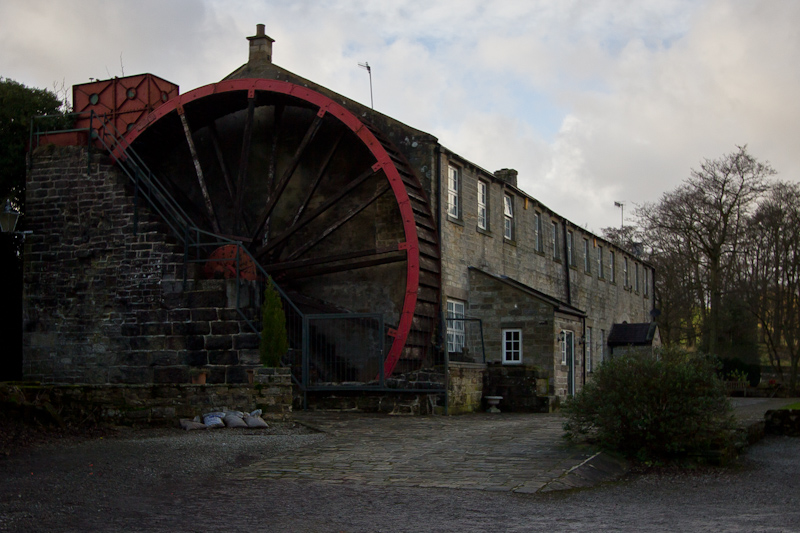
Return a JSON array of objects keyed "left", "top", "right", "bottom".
[{"left": 1, "top": 399, "right": 798, "bottom": 532}]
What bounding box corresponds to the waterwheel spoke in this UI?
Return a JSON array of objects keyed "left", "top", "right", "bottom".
[
  {"left": 291, "top": 132, "right": 343, "bottom": 227},
  {"left": 234, "top": 96, "right": 256, "bottom": 233},
  {"left": 267, "top": 104, "right": 284, "bottom": 195},
  {"left": 208, "top": 121, "right": 236, "bottom": 201},
  {"left": 265, "top": 245, "right": 400, "bottom": 273},
  {"left": 284, "top": 182, "right": 391, "bottom": 261},
  {"left": 178, "top": 107, "right": 221, "bottom": 233},
  {"left": 251, "top": 109, "right": 327, "bottom": 246},
  {"left": 253, "top": 164, "right": 381, "bottom": 260},
  {"left": 276, "top": 249, "right": 407, "bottom": 281}
]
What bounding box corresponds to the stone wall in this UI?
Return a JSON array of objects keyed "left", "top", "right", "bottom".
[
  {"left": 447, "top": 362, "right": 485, "bottom": 414},
  {"left": 23, "top": 145, "right": 263, "bottom": 385},
  {"left": 765, "top": 409, "right": 800, "bottom": 436},
  {"left": 484, "top": 363, "right": 551, "bottom": 413},
  {"left": 2, "top": 368, "right": 292, "bottom": 426},
  {"left": 439, "top": 149, "right": 653, "bottom": 397}
]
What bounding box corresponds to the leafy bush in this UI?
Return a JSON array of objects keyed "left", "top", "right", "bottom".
[
  {"left": 563, "top": 348, "right": 736, "bottom": 461},
  {"left": 718, "top": 357, "right": 761, "bottom": 387},
  {"left": 259, "top": 282, "right": 289, "bottom": 367}
]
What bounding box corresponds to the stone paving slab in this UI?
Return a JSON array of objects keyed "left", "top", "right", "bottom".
[
  {"left": 231, "top": 400, "right": 797, "bottom": 494},
  {"left": 729, "top": 397, "right": 799, "bottom": 422},
  {"left": 233, "top": 412, "right": 613, "bottom": 493}
]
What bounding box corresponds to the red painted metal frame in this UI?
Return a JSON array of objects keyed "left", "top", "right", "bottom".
[
  {"left": 120, "top": 79, "right": 419, "bottom": 377},
  {"left": 74, "top": 74, "right": 179, "bottom": 137}
]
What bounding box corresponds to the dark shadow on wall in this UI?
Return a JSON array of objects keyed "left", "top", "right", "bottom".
[{"left": 0, "top": 232, "right": 23, "bottom": 381}]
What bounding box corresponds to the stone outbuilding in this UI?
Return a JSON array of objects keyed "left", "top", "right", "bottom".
[{"left": 607, "top": 322, "right": 662, "bottom": 358}]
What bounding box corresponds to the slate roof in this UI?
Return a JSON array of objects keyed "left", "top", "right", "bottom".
[
  {"left": 607, "top": 322, "right": 658, "bottom": 346},
  {"left": 468, "top": 267, "right": 586, "bottom": 317}
]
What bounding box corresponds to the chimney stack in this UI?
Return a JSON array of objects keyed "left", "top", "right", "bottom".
[
  {"left": 494, "top": 168, "right": 518, "bottom": 187},
  {"left": 247, "top": 23, "right": 275, "bottom": 64}
]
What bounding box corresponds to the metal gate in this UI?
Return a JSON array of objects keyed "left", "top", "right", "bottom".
[{"left": 301, "top": 313, "right": 386, "bottom": 390}]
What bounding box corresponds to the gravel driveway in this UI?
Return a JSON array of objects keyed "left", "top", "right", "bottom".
[{"left": 1, "top": 419, "right": 799, "bottom": 532}]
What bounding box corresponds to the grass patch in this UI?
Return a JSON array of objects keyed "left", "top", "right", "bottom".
[{"left": 780, "top": 401, "right": 800, "bottom": 410}]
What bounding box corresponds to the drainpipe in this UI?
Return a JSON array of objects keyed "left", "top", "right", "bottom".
[
  {"left": 651, "top": 267, "right": 657, "bottom": 316},
  {"left": 562, "top": 220, "right": 571, "bottom": 305},
  {"left": 435, "top": 143, "right": 448, "bottom": 416},
  {"left": 582, "top": 316, "right": 586, "bottom": 389}
]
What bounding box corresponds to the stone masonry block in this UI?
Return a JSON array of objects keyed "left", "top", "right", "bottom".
[
  {"left": 205, "top": 335, "right": 233, "bottom": 350},
  {"left": 234, "top": 333, "right": 260, "bottom": 350},
  {"left": 208, "top": 350, "right": 238, "bottom": 366}
]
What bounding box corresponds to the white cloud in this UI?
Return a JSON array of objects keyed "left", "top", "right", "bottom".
[{"left": 2, "top": 0, "right": 799, "bottom": 233}]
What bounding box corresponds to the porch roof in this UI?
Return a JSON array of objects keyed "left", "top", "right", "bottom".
[{"left": 468, "top": 267, "right": 586, "bottom": 318}]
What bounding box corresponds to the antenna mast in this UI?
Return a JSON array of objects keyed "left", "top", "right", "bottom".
[{"left": 358, "top": 61, "right": 373, "bottom": 109}]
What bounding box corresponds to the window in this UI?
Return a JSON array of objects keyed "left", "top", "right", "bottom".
[
  {"left": 560, "top": 330, "right": 574, "bottom": 365},
  {"left": 534, "top": 212, "right": 542, "bottom": 251},
  {"left": 447, "top": 165, "right": 460, "bottom": 219},
  {"left": 611, "top": 251, "right": 617, "bottom": 282},
  {"left": 586, "top": 327, "right": 593, "bottom": 373},
  {"left": 567, "top": 231, "right": 574, "bottom": 266},
  {"left": 503, "top": 195, "right": 514, "bottom": 240},
  {"left": 446, "top": 299, "right": 465, "bottom": 354},
  {"left": 598, "top": 246, "right": 604, "bottom": 279},
  {"left": 502, "top": 329, "right": 522, "bottom": 364},
  {"left": 552, "top": 222, "right": 559, "bottom": 259},
  {"left": 477, "top": 181, "right": 488, "bottom": 230},
  {"left": 635, "top": 263, "right": 640, "bottom": 292},
  {"left": 644, "top": 268, "right": 649, "bottom": 297},
  {"left": 624, "top": 257, "right": 629, "bottom": 287},
  {"left": 600, "top": 329, "right": 605, "bottom": 363},
  {"left": 584, "top": 239, "right": 591, "bottom": 273}
]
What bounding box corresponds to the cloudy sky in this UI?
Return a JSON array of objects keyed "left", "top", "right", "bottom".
[{"left": 2, "top": 0, "right": 798, "bottom": 232}]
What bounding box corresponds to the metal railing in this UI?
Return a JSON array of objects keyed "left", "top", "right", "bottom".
[
  {"left": 300, "top": 313, "right": 386, "bottom": 389},
  {"left": 29, "top": 111, "right": 447, "bottom": 404},
  {"left": 445, "top": 316, "right": 486, "bottom": 364},
  {"left": 30, "top": 111, "right": 306, "bottom": 372}
]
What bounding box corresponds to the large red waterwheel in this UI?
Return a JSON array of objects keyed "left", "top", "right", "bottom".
[{"left": 120, "top": 79, "right": 440, "bottom": 377}]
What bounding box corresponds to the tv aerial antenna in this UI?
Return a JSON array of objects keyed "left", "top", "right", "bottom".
[{"left": 358, "top": 61, "right": 373, "bottom": 109}]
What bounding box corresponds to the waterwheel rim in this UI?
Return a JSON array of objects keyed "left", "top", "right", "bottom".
[{"left": 120, "top": 79, "right": 439, "bottom": 378}]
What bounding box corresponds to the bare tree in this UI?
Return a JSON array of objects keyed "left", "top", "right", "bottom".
[
  {"left": 739, "top": 182, "right": 800, "bottom": 391},
  {"left": 637, "top": 146, "right": 773, "bottom": 356},
  {"left": 600, "top": 225, "right": 643, "bottom": 257}
]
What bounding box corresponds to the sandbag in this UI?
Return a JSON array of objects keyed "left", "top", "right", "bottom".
[
  {"left": 244, "top": 415, "right": 268, "bottom": 428},
  {"left": 223, "top": 415, "right": 248, "bottom": 428},
  {"left": 180, "top": 418, "right": 206, "bottom": 430},
  {"left": 202, "top": 412, "right": 225, "bottom": 429}
]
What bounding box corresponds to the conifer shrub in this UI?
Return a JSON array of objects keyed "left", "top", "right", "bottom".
[
  {"left": 563, "top": 348, "right": 736, "bottom": 461},
  {"left": 259, "top": 282, "right": 289, "bottom": 367}
]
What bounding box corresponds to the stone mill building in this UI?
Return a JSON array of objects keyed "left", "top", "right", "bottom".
[{"left": 22, "top": 25, "right": 656, "bottom": 413}]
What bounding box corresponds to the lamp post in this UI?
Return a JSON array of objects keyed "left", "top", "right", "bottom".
[
  {"left": 0, "top": 198, "right": 23, "bottom": 381},
  {"left": 0, "top": 199, "right": 21, "bottom": 233}
]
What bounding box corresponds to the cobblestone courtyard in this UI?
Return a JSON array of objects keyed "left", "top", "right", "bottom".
[{"left": 1, "top": 399, "right": 798, "bottom": 532}]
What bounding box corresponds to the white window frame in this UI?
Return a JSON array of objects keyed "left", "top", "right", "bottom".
[
  {"left": 586, "top": 327, "right": 593, "bottom": 373},
  {"left": 534, "top": 212, "right": 542, "bottom": 251},
  {"left": 624, "top": 257, "right": 629, "bottom": 287},
  {"left": 502, "top": 328, "right": 522, "bottom": 365},
  {"left": 644, "top": 268, "right": 649, "bottom": 297},
  {"left": 447, "top": 165, "right": 460, "bottom": 219},
  {"left": 584, "top": 239, "right": 591, "bottom": 273},
  {"left": 477, "top": 181, "right": 488, "bottom": 230},
  {"left": 600, "top": 329, "right": 605, "bottom": 363},
  {"left": 503, "top": 194, "right": 514, "bottom": 240},
  {"left": 610, "top": 251, "right": 616, "bottom": 282},
  {"left": 635, "top": 263, "right": 640, "bottom": 292},
  {"left": 561, "top": 330, "right": 574, "bottom": 365},
  {"left": 446, "top": 299, "right": 465, "bottom": 354},
  {"left": 598, "top": 246, "right": 604, "bottom": 279},
  {"left": 552, "top": 222, "right": 559, "bottom": 259},
  {"left": 567, "top": 231, "right": 574, "bottom": 266}
]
